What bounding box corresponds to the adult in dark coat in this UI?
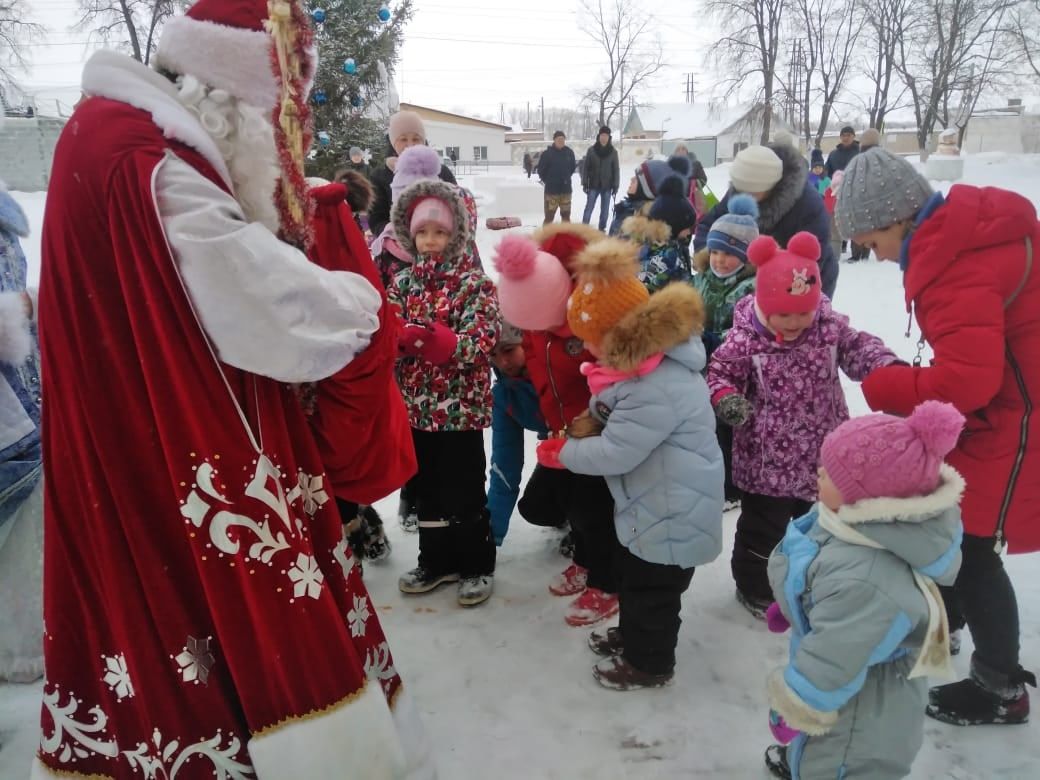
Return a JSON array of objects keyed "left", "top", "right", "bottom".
[
  {"left": 369, "top": 111, "right": 457, "bottom": 236},
  {"left": 824, "top": 126, "right": 860, "bottom": 177},
  {"left": 674, "top": 144, "right": 709, "bottom": 188},
  {"left": 580, "top": 125, "right": 620, "bottom": 231},
  {"left": 343, "top": 146, "right": 371, "bottom": 179},
  {"left": 536, "top": 130, "right": 577, "bottom": 224},
  {"left": 695, "top": 142, "right": 838, "bottom": 299},
  {"left": 523, "top": 152, "right": 534, "bottom": 178}
]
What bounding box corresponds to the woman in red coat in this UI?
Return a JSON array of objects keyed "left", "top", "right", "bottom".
[{"left": 836, "top": 148, "right": 1039, "bottom": 727}]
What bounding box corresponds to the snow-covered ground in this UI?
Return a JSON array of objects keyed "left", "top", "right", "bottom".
[{"left": 3, "top": 155, "right": 1039, "bottom": 779}]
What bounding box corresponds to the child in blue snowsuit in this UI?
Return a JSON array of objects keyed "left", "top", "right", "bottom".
[{"left": 487, "top": 323, "right": 549, "bottom": 545}]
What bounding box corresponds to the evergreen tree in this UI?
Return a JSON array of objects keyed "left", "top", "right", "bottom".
[{"left": 307, "top": 0, "right": 413, "bottom": 180}]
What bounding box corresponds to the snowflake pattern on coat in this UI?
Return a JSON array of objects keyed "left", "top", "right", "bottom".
[
  {"left": 707, "top": 296, "right": 898, "bottom": 500},
  {"left": 387, "top": 251, "right": 498, "bottom": 432}
]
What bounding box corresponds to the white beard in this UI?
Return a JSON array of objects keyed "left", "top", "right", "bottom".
[{"left": 174, "top": 75, "right": 282, "bottom": 235}]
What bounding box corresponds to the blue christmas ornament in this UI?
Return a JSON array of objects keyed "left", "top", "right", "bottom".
[
  {"left": 317, "top": 131, "right": 331, "bottom": 148},
  {"left": 378, "top": 3, "right": 391, "bottom": 22},
  {"left": 312, "top": 89, "right": 328, "bottom": 106},
  {"left": 351, "top": 95, "right": 363, "bottom": 108},
  {"left": 311, "top": 8, "right": 326, "bottom": 23},
  {"left": 343, "top": 58, "right": 357, "bottom": 75}
]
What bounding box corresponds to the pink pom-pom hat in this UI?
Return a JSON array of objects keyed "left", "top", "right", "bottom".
[
  {"left": 820, "top": 400, "right": 966, "bottom": 505},
  {"left": 493, "top": 235, "right": 573, "bottom": 331},
  {"left": 748, "top": 232, "right": 823, "bottom": 317}
]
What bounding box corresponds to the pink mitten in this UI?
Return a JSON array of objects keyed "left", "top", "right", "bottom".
[
  {"left": 536, "top": 439, "right": 567, "bottom": 469},
  {"left": 765, "top": 602, "right": 791, "bottom": 634},
  {"left": 769, "top": 711, "right": 801, "bottom": 745}
]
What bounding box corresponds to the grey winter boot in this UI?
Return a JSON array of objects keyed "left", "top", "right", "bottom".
[
  {"left": 398, "top": 567, "right": 459, "bottom": 594},
  {"left": 457, "top": 575, "right": 494, "bottom": 607}
]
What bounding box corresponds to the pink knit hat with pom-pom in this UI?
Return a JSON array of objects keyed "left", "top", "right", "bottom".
[
  {"left": 748, "top": 231, "right": 822, "bottom": 317},
  {"left": 821, "top": 401, "right": 966, "bottom": 505},
  {"left": 493, "top": 235, "right": 573, "bottom": 331}
]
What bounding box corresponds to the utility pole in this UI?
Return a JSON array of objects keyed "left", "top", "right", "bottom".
[
  {"left": 527, "top": 101, "right": 530, "bottom": 129},
  {"left": 540, "top": 96, "right": 545, "bottom": 136},
  {"left": 684, "top": 73, "right": 695, "bottom": 104}
]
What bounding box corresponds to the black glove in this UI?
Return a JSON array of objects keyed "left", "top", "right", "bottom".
[{"left": 715, "top": 393, "right": 752, "bottom": 427}]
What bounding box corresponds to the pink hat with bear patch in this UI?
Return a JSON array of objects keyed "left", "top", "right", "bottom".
[
  {"left": 821, "top": 401, "right": 965, "bottom": 505},
  {"left": 748, "top": 232, "right": 822, "bottom": 317},
  {"left": 493, "top": 235, "right": 573, "bottom": 331}
]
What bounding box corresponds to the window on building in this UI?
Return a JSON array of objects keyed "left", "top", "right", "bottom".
[
  {"left": 733, "top": 141, "right": 749, "bottom": 157},
  {"left": 473, "top": 146, "right": 488, "bottom": 160},
  {"left": 445, "top": 146, "right": 460, "bottom": 162}
]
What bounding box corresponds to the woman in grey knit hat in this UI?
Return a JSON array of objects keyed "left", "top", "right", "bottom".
[{"left": 836, "top": 147, "right": 1040, "bottom": 727}]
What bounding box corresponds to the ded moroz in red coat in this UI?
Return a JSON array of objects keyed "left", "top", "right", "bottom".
[
  {"left": 306, "top": 181, "right": 417, "bottom": 503},
  {"left": 862, "top": 185, "right": 1040, "bottom": 553},
  {"left": 34, "top": 51, "right": 432, "bottom": 779}
]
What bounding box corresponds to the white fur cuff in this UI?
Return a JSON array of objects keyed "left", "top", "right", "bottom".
[
  {"left": 767, "top": 668, "right": 839, "bottom": 736},
  {"left": 0, "top": 292, "right": 31, "bottom": 365}
]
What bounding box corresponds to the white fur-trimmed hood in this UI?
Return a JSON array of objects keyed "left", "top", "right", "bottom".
[{"left": 837, "top": 464, "right": 965, "bottom": 526}]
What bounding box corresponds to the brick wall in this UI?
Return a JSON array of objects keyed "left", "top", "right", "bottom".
[{"left": 0, "top": 117, "right": 67, "bottom": 192}]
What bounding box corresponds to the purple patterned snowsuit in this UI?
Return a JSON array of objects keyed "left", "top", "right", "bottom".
[{"left": 707, "top": 295, "right": 899, "bottom": 602}]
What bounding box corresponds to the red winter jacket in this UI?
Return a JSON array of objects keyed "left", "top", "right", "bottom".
[
  {"left": 523, "top": 327, "right": 593, "bottom": 434},
  {"left": 307, "top": 182, "right": 416, "bottom": 504},
  {"left": 862, "top": 185, "right": 1040, "bottom": 552}
]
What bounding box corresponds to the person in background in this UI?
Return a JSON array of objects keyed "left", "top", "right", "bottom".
[
  {"left": 825, "top": 126, "right": 859, "bottom": 178},
  {"left": 537, "top": 130, "right": 578, "bottom": 224},
  {"left": 609, "top": 155, "right": 691, "bottom": 236},
  {"left": 837, "top": 147, "right": 1040, "bottom": 727},
  {"left": 581, "top": 125, "right": 621, "bottom": 232},
  {"left": 536, "top": 241, "right": 724, "bottom": 690},
  {"left": 763, "top": 402, "right": 965, "bottom": 780},
  {"left": 707, "top": 232, "right": 899, "bottom": 619},
  {"left": 344, "top": 146, "right": 371, "bottom": 179},
  {"left": 369, "top": 110, "right": 457, "bottom": 236},
  {"left": 487, "top": 322, "right": 549, "bottom": 546},
  {"left": 523, "top": 151, "right": 534, "bottom": 179},
  {"left": 674, "top": 143, "right": 710, "bottom": 216},
  {"left": 695, "top": 142, "right": 840, "bottom": 300},
  {"left": 808, "top": 148, "right": 830, "bottom": 196}
]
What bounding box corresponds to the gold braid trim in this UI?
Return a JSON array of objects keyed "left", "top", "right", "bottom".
[
  {"left": 31, "top": 760, "right": 114, "bottom": 780},
  {"left": 252, "top": 679, "right": 370, "bottom": 738},
  {"left": 265, "top": 0, "right": 308, "bottom": 237}
]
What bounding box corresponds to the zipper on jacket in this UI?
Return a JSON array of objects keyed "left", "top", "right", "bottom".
[
  {"left": 994, "top": 344, "right": 1032, "bottom": 552},
  {"left": 545, "top": 336, "right": 566, "bottom": 431}
]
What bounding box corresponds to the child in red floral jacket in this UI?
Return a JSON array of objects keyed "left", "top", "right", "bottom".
[{"left": 388, "top": 177, "right": 500, "bottom": 607}]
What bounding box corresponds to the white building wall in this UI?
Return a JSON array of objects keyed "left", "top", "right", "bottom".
[
  {"left": 961, "top": 115, "right": 1025, "bottom": 155},
  {"left": 421, "top": 120, "right": 510, "bottom": 162}
]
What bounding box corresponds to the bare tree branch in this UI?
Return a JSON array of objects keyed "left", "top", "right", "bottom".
[
  {"left": 75, "top": 0, "right": 184, "bottom": 65},
  {"left": 0, "top": 0, "right": 44, "bottom": 93},
  {"left": 580, "top": 0, "right": 665, "bottom": 128}
]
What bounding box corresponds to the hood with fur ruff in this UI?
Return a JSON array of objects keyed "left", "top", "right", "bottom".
[
  {"left": 601, "top": 283, "right": 706, "bottom": 372},
  {"left": 621, "top": 214, "right": 671, "bottom": 245},
  {"left": 391, "top": 178, "right": 471, "bottom": 260}
]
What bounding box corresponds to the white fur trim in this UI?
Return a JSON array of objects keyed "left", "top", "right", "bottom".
[
  {"left": 154, "top": 16, "right": 279, "bottom": 112},
  {"left": 767, "top": 668, "right": 839, "bottom": 736},
  {"left": 248, "top": 682, "right": 409, "bottom": 778},
  {"left": 836, "top": 464, "right": 965, "bottom": 526},
  {"left": 0, "top": 292, "right": 31, "bottom": 365},
  {"left": 81, "top": 51, "right": 232, "bottom": 188},
  {"left": 391, "top": 687, "right": 438, "bottom": 779}
]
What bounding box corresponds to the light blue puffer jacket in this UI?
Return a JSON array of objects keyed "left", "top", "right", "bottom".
[{"left": 559, "top": 284, "right": 724, "bottom": 568}]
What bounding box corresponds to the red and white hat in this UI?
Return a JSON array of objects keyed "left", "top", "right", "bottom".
[
  {"left": 748, "top": 232, "right": 823, "bottom": 317},
  {"left": 154, "top": 0, "right": 299, "bottom": 111}
]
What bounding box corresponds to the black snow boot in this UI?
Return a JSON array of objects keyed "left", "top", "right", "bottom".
[
  {"left": 359, "top": 505, "right": 391, "bottom": 562},
  {"left": 764, "top": 744, "right": 791, "bottom": 779},
  {"left": 927, "top": 656, "right": 1036, "bottom": 726}
]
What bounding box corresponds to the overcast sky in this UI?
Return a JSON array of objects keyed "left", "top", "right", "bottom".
[{"left": 20, "top": 0, "right": 719, "bottom": 120}]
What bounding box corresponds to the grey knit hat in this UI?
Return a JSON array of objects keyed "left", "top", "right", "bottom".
[
  {"left": 706, "top": 193, "right": 760, "bottom": 262},
  {"left": 835, "top": 148, "right": 933, "bottom": 239}
]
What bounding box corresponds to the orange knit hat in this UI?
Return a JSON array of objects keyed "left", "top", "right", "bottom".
[{"left": 566, "top": 239, "right": 650, "bottom": 346}]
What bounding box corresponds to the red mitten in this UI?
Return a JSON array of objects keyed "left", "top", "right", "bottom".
[
  {"left": 419, "top": 322, "right": 459, "bottom": 365},
  {"left": 536, "top": 438, "right": 567, "bottom": 469},
  {"left": 398, "top": 324, "right": 427, "bottom": 358}
]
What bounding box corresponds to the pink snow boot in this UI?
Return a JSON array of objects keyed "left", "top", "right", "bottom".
[
  {"left": 549, "top": 563, "right": 588, "bottom": 597},
  {"left": 565, "top": 587, "right": 619, "bottom": 627}
]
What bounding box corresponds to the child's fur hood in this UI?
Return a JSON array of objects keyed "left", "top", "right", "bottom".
[
  {"left": 601, "top": 284, "right": 706, "bottom": 372},
  {"left": 621, "top": 214, "right": 671, "bottom": 245},
  {"left": 391, "top": 179, "right": 470, "bottom": 259}
]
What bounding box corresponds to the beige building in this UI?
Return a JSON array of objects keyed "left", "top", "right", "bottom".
[{"left": 399, "top": 102, "right": 511, "bottom": 163}]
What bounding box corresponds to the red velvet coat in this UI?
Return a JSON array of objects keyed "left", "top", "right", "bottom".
[
  {"left": 862, "top": 185, "right": 1040, "bottom": 552},
  {"left": 522, "top": 327, "right": 594, "bottom": 434},
  {"left": 36, "top": 96, "right": 414, "bottom": 778},
  {"left": 307, "top": 182, "right": 416, "bottom": 504}
]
